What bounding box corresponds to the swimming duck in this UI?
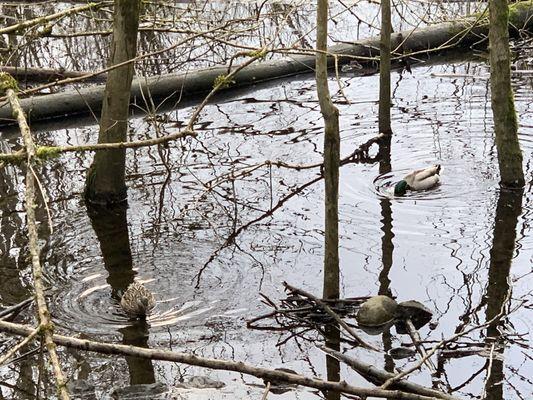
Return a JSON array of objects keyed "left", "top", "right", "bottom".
[
  {"left": 394, "top": 165, "right": 441, "bottom": 196},
  {"left": 120, "top": 281, "right": 156, "bottom": 318}
]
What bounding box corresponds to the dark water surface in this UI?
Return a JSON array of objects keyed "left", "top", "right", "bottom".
[{"left": 0, "top": 2, "right": 532, "bottom": 398}]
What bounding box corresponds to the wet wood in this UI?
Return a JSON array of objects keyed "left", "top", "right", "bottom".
[
  {"left": 489, "top": 0, "right": 525, "bottom": 187},
  {"left": 316, "top": 0, "right": 340, "bottom": 304},
  {"left": 378, "top": 0, "right": 392, "bottom": 134},
  {"left": 319, "top": 345, "right": 460, "bottom": 400},
  {"left": 84, "top": 0, "right": 142, "bottom": 205}
]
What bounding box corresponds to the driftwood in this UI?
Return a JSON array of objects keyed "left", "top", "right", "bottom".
[
  {"left": 283, "top": 282, "right": 378, "bottom": 351},
  {"left": 0, "top": 1, "right": 532, "bottom": 125}
]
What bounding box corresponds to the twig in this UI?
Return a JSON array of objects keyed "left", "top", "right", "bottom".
[
  {"left": 283, "top": 282, "right": 378, "bottom": 352},
  {"left": 0, "top": 128, "right": 196, "bottom": 162},
  {"left": 0, "top": 326, "right": 40, "bottom": 367},
  {"left": 261, "top": 382, "right": 270, "bottom": 400},
  {"left": 481, "top": 343, "right": 496, "bottom": 399},
  {"left": 405, "top": 319, "right": 437, "bottom": 373},
  {"left": 0, "top": 2, "right": 111, "bottom": 35},
  {"left": 6, "top": 88, "right": 70, "bottom": 400},
  {"left": 0, "top": 297, "right": 33, "bottom": 320},
  {"left": 381, "top": 288, "right": 513, "bottom": 389}
]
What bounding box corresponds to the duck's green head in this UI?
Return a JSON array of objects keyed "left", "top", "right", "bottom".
[{"left": 394, "top": 180, "right": 409, "bottom": 196}]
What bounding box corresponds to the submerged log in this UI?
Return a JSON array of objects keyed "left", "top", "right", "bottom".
[{"left": 0, "top": 1, "right": 532, "bottom": 126}]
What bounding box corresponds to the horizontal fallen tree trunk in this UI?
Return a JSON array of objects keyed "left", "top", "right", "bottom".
[
  {"left": 0, "top": 319, "right": 443, "bottom": 400},
  {"left": 0, "top": 1, "right": 531, "bottom": 126}
]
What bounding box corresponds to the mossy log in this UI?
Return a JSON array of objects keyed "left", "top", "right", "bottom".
[{"left": 0, "top": 1, "right": 532, "bottom": 126}]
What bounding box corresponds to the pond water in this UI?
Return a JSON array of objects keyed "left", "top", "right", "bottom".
[
  {"left": 0, "top": 54, "right": 531, "bottom": 399},
  {"left": 0, "top": 1, "right": 532, "bottom": 400}
]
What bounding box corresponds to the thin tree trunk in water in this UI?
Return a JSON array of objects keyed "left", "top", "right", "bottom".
[
  {"left": 316, "top": 0, "right": 340, "bottom": 300},
  {"left": 489, "top": 0, "right": 525, "bottom": 188},
  {"left": 378, "top": 0, "right": 392, "bottom": 135},
  {"left": 317, "top": 4, "right": 340, "bottom": 395},
  {"left": 85, "top": 0, "right": 141, "bottom": 204}
]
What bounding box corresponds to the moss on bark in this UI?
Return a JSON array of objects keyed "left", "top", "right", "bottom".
[
  {"left": 85, "top": 0, "right": 141, "bottom": 205},
  {"left": 489, "top": 0, "right": 525, "bottom": 188}
]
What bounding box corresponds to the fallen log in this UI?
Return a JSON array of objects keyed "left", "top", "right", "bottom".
[{"left": 0, "top": 1, "right": 532, "bottom": 126}]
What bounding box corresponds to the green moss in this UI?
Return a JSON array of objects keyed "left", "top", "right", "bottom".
[
  {"left": 39, "top": 24, "right": 53, "bottom": 37},
  {"left": 0, "top": 154, "right": 23, "bottom": 164},
  {"left": 0, "top": 72, "right": 18, "bottom": 95},
  {"left": 83, "top": 163, "right": 97, "bottom": 200},
  {"left": 247, "top": 49, "right": 268, "bottom": 59},
  {"left": 36, "top": 146, "right": 61, "bottom": 159},
  {"left": 508, "top": 1, "right": 528, "bottom": 25},
  {"left": 213, "top": 74, "right": 235, "bottom": 89}
]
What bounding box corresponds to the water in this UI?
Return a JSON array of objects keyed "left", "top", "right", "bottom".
[
  {"left": 0, "top": 58, "right": 531, "bottom": 399},
  {"left": 0, "top": 2, "right": 532, "bottom": 399}
]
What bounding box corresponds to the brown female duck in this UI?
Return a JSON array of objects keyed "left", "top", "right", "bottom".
[{"left": 120, "top": 281, "right": 156, "bottom": 318}]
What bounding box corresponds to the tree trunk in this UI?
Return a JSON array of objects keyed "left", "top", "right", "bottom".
[
  {"left": 84, "top": 0, "right": 141, "bottom": 205},
  {"left": 378, "top": 0, "right": 392, "bottom": 135},
  {"left": 316, "top": 0, "right": 340, "bottom": 300},
  {"left": 489, "top": 0, "right": 525, "bottom": 188}
]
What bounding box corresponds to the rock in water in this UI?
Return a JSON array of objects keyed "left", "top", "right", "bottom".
[{"left": 356, "top": 295, "right": 398, "bottom": 335}]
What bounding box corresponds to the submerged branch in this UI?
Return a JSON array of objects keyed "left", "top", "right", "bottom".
[
  {"left": 318, "top": 345, "right": 459, "bottom": 400},
  {"left": 381, "top": 286, "right": 513, "bottom": 389}
]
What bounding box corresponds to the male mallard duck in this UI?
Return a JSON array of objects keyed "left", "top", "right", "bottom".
[
  {"left": 394, "top": 165, "right": 441, "bottom": 196},
  {"left": 120, "top": 281, "right": 156, "bottom": 318}
]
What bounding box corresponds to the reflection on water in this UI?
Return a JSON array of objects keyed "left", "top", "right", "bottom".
[
  {"left": 377, "top": 134, "right": 396, "bottom": 374},
  {"left": 484, "top": 189, "right": 523, "bottom": 400},
  {"left": 89, "top": 204, "right": 156, "bottom": 386},
  {"left": 1, "top": 44, "right": 533, "bottom": 400}
]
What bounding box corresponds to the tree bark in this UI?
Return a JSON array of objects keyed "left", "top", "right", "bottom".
[
  {"left": 378, "top": 0, "right": 392, "bottom": 135},
  {"left": 489, "top": 0, "right": 525, "bottom": 188},
  {"left": 316, "top": 0, "right": 340, "bottom": 300},
  {"left": 84, "top": 0, "right": 141, "bottom": 205}
]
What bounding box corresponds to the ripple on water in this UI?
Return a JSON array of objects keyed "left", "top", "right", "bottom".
[
  {"left": 372, "top": 163, "right": 493, "bottom": 203},
  {"left": 50, "top": 220, "right": 247, "bottom": 338}
]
